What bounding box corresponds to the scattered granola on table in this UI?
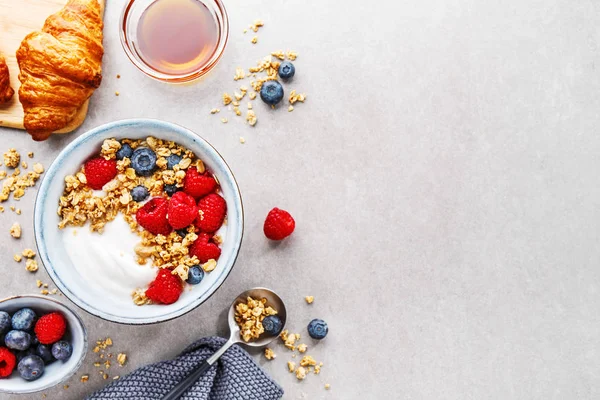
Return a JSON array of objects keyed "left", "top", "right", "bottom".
[
  {"left": 304, "top": 296, "right": 314, "bottom": 304},
  {"left": 212, "top": 47, "right": 306, "bottom": 129}
]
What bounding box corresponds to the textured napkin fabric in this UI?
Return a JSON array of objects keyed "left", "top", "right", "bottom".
[{"left": 86, "top": 336, "right": 284, "bottom": 400}]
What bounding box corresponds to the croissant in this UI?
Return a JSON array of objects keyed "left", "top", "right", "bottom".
[
  {"left": 16, "top": 0, "right": 103, "bottom": 141},
  {"left": 0, "top": 54, "right": 14, "bottom": 103}
]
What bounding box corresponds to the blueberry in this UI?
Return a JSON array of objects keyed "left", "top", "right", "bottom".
[
  {"left": 16, "top": 348, "right": 36, "bottom": 363},
  {"left": 5, "top": 330, "right": 32, "bottom": 351},
  {"left": 260, "top": 80, "right": 284, "bottom": 105},
  {"left": 0, "top": 311, "right": 10, "bottom": 334},
  {"left": 186, "top": 266, "right": 204, "bottom": 285},
  {"left": 131, "top": 148, "right": 157, "bottom": 176},
  {"left": 51, "top": 341, "right": 72, "bottom": 361},
  {"left": 11, "top": 308, "right": 36, "bottom": 331},
  {"left": 36, "top": 344, "right": 53, "bottom": 363},
  {"left": 278, "top": 61, "right": 295, "bottom": 80},
  {"left": 131, "top": 185, "right": 149, "bottom": 202},
  {"left": 262, "top": 315, "right": 283, "bottom": 336},
  {"left": 18, "top": 355, "right": 45, "bottom": 381},
  {"left": 307, "top": 319, "right": 328, "bottom": 340},
  {"left": 116, "top": 143, "right": 133, "bottom": 160},
  {"left": 164, "top": 184, "right": 180, "bottom": 196},
  {"left": 176, "top": 229, "right": 188, "bottom": 238},
  {"left": 166, "top": 154, "right": 182, "bottom": 170}
]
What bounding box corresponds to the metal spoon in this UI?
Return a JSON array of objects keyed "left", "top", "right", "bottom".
[{"left": 162, "top": 287, "right": 287, "bottom": 400}]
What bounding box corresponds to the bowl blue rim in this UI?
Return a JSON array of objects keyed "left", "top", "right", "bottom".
[
  {"left": 33, "top": 118, "right": 244, "bottom": 325},
  {"left": 0, "top": 295, "right": 88, "bottom": 394}
]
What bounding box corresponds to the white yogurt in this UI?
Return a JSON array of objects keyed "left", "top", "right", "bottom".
[{"left": 62, "top": 215, "right": 157, "bottom": 299}]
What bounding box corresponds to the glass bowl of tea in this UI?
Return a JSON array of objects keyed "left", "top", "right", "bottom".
[{"left": 120, "top": 0, "right": 229, "bottom": 83}]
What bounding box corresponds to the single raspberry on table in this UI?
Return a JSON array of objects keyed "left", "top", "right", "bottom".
[
  {"left": 136, "top": 197, "right": 172, "bottom": 236},
  {"left": 190, "top": 233, "right": 221, "bottom": 263},
  {"left": 0, "top": 347, "right": 16, "bottom": 378},
  {"left": 196, "top": 193, "right": 226, "bottom": 233},
  {"left": 167, "top": 192, "right": 198, "bottom": 229},
  {"left": 183, "top": 167, "right": 217, "bottom": 199},
  {"left": 145, "top": 269, "right": 183, "bottom": 305},
  {"left": 264, "top": 208, "right": 295, "bottom": 240},
  {"left": 84, "top": 157, "right": 117, "bottom": 190},
  {"left": 34, "top": 312, "right": 67, "bottom": 344}
]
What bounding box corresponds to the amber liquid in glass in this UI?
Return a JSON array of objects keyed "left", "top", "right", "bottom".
[{"left": 136, "top": 0, "right": 218, "bottom": 75}]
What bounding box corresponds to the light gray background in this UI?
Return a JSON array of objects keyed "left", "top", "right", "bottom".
[{"left": 1, "top": 0, "right": 599, "bottom": 398}]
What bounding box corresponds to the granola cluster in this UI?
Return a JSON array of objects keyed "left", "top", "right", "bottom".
[
  {"left": 234, "top": 296, "right": 278, "bottom": 342},
  {"left": 3, "top": 148, "right": 20, "bottom": 168},
  {"left": 57, "top": 137, "right": 222, "bottom": 305},
  {"left": 0, "top": 148, "right": 44, "bottom": 202}
]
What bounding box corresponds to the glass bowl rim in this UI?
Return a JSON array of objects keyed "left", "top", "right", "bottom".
[{"left": 119, "top": 0, "right": 229, "bottom": 83}]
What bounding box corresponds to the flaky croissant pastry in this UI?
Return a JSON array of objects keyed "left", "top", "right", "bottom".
[
  {"left": 0, "top": 54, "right": 14, "bottom": 103},
  {"left": 16, "top": 0, "right": 103, "bottom": 141}
]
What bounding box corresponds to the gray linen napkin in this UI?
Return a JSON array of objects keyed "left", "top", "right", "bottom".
[{"left": 86, "top": 337, "right": 284, "bottom": 400}]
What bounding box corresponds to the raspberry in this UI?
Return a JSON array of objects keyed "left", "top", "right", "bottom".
[
  {"left": 167, "top": 192, "right": 198, "bottom": 229},
  {"left": 263, "top": 208, "right": 295, "bottom": 240},
  {"left": 136, "top": 197, "right": 172, "bottom": 236},
  {"left": 145, "top": 269, "right": 183, "bottom": 305},
  {"left": 34, "top": 312, "right": 67, "bottom": 344},
  {"left": 84, "top": 157, "right": 117, "bottom": 190},
  {"left": 196, "top": 193, "right": 226, "bottom": 233},
  {"left": 0, "top": 347, "right": 16, "bottom": 378},
  {"left": 189, "top": 233, "right": 221, "bottom": 263},
  {"left": 183, "top": 167, "right": 217, "bottom": 199}
]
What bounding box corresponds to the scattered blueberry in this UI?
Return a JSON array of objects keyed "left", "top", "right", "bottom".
[
  {"left": 131, "top": 148, "right": 157, "bottom": 176},
  {"left": 16, "top": 348, "right": 36, "bottom": 364},
  {"left": 166, "top": 154, "right": 182, "bottom": 170},
  {"left": 176, "top": 229, "right": 188, "bottom": 238},
  {"left": 131, "top": 185, "right": 149, "bottom": 202},
  {"left": 186, "top": 266, "right": 204, "bottom": 285},
  {"left": 51, "top": 341, "right": 72, "bottom": 361},
  {"left": 18, "top": 355, "right": 45, "bottom": 381},
  {"left": 36, "top": 344, "right": 53, "bottom": 363},
  {"left": 262, "top": 315, "right": 284, "bottom": 336},
  {"left": 11, "top": 308, "right": 36, "bottom": 331},
  {"left": 5, "top": 330, "right": 32, "bottom": 351},
  {"left": 164, "top": 184, "right": 180, "bottom": 196},
  {"left": 307, "top": 319, "right": 328, "bottom": 340},
  {"left": 278, "top": 61, "right": 295, "bottom": 80},
  {"left": 116, "top": 143, "right": 133, "bottom": 160},
  {"left": 260, "top": 80, "right": 284, "bottom": 105},
  {"left": 0, "top": 311, "right": 10, "bottom": 333}
]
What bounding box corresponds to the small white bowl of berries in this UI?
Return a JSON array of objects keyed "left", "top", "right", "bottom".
[{"left": 0, "top": 295, "right": 87, "bottom": 394}]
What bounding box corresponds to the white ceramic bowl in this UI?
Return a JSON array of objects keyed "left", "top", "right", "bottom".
[
  {"left": 0, "top": 295, "right": 87, "bottom": 394},
  {"left": 34, "top": 119, "right": 244, "bottom": 324}
]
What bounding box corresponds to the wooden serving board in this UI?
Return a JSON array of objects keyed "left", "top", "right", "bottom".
[{"left": 0, "top": 0, "right": 104, "bottom": 134}]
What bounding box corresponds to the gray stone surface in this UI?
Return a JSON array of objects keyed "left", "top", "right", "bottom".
[{"left": 1, "top": 0, "right": 600, "bottom": 398}]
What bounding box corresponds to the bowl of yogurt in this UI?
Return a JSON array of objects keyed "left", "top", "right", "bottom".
[{"left": 34, "top": 119, "right": 243, "bottom": 324}]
